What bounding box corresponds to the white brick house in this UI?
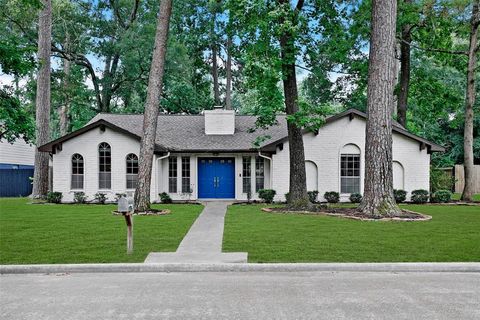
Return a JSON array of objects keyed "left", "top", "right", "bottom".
[{"left": 39, "top": 108, "right": 444, "bottom": 203}]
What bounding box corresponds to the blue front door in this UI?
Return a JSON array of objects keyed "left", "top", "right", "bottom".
[{"left": 198, "top": 158, "right": 235, "bottom": 198}]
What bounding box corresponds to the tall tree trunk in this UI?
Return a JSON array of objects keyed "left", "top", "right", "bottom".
[
  {"left": 396, "top": 0, "right": 412, "bottom": 128},
  {"left": 32, "top": 0, "right": 52, "bottom": 198},
  {"left": 278, "top": 0, "right": 309, "bottom": 209},
  {"left": 358, "top": 0, "right": 401, "bottom": 217},
  {"left": 461, "top": 0, "right": 479, "bottom": 202},
  {"left": 59, "top": 33, "right": 70, "bottom": 136},
  {"left": 134, "top": 0, "right": 172, "bottom": 212},
  {"left": 225, "top": 36, "right": 233, "bottom": 110},
  {"left": 212, "top": 44, "right": 220, "bottom": 105}
]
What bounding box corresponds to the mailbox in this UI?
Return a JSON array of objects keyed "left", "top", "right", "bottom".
[{"left": 118, "top": 196, "right": 129, "bottom": 213}]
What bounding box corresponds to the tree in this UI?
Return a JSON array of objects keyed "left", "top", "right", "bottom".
[
  {"left": 134, "top": 0, "right": 173, "bottom": 212},
  {"left": 278, "top": 0, "right": 310, "bottom": 208},
  {"left": 462, "top": 0, "right": 479, "bottom": 201},
  {"left": 358, "top": 0, "right": 401, "bottom": 217},
  {"left": 228, "top": 0, "right": 338, "bottom": 209},
  {"left": 396, "top": 0, "right": 413, "bottom": 127},
  {"left": 31, "top": 0, "right": 52, "bottom": 198}
]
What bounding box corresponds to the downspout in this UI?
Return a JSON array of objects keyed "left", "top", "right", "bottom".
[
  {"left": 258, "top": 151, "right": 273, "bottom": 189},
  {"left": 156, "top": 152, "right": 170, "bottom": 200}
]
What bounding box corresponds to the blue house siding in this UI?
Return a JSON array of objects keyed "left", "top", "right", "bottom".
[{"left": 0, "top": 163, "right": 34, "bottom": 197}]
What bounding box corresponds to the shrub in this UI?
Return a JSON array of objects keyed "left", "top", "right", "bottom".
[
  {"left": 159, "top": 192, "right": 172, "bottom": 204},
  {"left": 349, "top": 193, "right": 362, "bottom": 203},
  {"left": 430, "top": 167, "right": 455, "bottom": 193},
  {"left": 284, "top": 192, "right": 290, "bottom": 203},
  {"left": 46, "top": 191, "right": 62, "bottom": 204},
  {"left": 394, "top": 189, "right": 407, "bottom": 203},
  {"left": 94, "top": 193, "right": 107, "bottom": 204},
  {"left": 324, "top": 191, "right": 340, "bottom": 203},
  {"left": 431, "top": 189, "right": 452, "bottom": 203},
  {"left": 411, "top": 189, "right": 429, "bottom": 204},
  {"left": 258, "top": 189, "right": 276, "bottom": 204},
  {"left": 307, "top": 191, "right": 319, "bottom": 203},
  {"left": 73, "top": 192, "right": 87, "bottom": 204},
  {"left": 115, "top": 193, "right": 126, "bottom": 202}
]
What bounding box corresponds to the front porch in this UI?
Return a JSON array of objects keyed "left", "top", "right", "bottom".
[{"left": 155, "top": 153, "right": 272, "bottom": 201}]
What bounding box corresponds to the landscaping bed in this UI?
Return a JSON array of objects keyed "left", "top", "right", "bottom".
[{"left": 261, "top": 206, "right": 431, "bottom": 221}]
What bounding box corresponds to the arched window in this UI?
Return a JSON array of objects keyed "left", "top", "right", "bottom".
[
  {"left": 98, "top": 142, "right": 111, "bottom": 189},
  {"left": 126, "top": 153, "right": 139, "bottom": 189},
  {"left": 340, "top": 144, "right": 361, "bottom": 194},
  {"left": 305, "top": 160, "right": 318, "bottom": 191},
  {"left": 71, "top": 154, "right": 84, "bottom": 189},
  {"left": 393, "top": 161, "right": 405, "bottom": 190}
]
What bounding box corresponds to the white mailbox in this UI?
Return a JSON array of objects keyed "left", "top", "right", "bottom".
[{"left": 118, "top": 196, "right": 129, "bottom": 213}]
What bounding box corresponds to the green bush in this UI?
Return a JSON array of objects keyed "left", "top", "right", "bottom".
[
  {"left": 394, "top": 189, "right": 407, "bottom": 203},
  {"left": 73, "top": 192, "right": 87, "bottom": 204},
  {"left": 307, "top": 191, "right": 319, "bottom": 203},
  {"left": 431, "top": 190, "right": 452, "bottom": 203},
  {"left": 94, "top": 193, "right": 107, "bottom": 204},
  {"left": 258, "top": 189, "right": 276, "bottom": 204},
  {"left": 430, "top": 167, "right": 455, "bottom": 193},
  {"left": 411, "top": 189, "right": 429, "bottom": 204},
  {"left": 47, "top": 191, "right": 63, "bottom": 204},
  {"left": 324, "top": 191, "right": 340, "bottom": 203},
  {"left": 159, "top": 192, "right": 172, "bottom": 204},
  {"left": 349, "top": 193, "right": 362, "bottom": 203}
]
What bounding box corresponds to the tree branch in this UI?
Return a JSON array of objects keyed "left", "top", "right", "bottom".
[
  {"left": 295, "top": 0, "right": 305, "bottom": 11},
  {"left": 51, "top": 45, "right": 103, "bottom": 109},
  {"left": 397, "top": 37, "right": 468, "bottom": 56}
]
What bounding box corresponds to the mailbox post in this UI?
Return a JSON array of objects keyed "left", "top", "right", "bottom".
[{"left": 118, "top": 196, "right": 134, "bottom": 254}]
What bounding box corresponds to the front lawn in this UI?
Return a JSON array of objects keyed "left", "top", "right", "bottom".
[
  {"left": 223, "top": 204, "right": 480, "bottom": 262},
  {"left": 0, "top": 198, "right": 203, "bottom": 264}
]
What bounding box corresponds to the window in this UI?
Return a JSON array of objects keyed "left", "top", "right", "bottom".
[
  {"left": 242, "top": 156, "right": 251, "bottom": 194},
  {"left": 126, "top": 153, "right": 139, "bottom": 189},
  {"left": 168, "top": 157, "right": 177, "bottom": 193},
  {"left": 255, "top": 156, "right": 265, "bottom": 192},
  {"left": 340, "top": 154, "right": 360, "bottom": 193},
  {"left": 71, "top": 154, "right": 84, "bottom": 189},
  {"left": 98, "top": 142, "right": 111, "bottom": 189},
  {"left": 181, "top": 156, "right": 190, "bottom": 193}
]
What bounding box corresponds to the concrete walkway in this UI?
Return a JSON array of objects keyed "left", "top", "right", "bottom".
[{"left": 144, "top": 201, "right": 247, "bottom": 263}]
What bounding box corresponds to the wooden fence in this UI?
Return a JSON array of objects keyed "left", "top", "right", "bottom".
[{"left": 454, "top": 165, "right": 480, "bottom": 194}]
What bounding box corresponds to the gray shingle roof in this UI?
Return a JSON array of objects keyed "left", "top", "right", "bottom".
[
  {"left": 87, "top": 113, "right": 288, "bottom": 152},
  {"left": 39, "top": 109, "right": 444, "bottom": 153}
]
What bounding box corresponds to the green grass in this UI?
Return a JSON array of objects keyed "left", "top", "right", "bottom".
[
  {"left": 452, "top": 193, "right": 480, "bottom": 201},
  {"left": 223, "top": 203, "right": 480, "bottom": 263},
  {"left": 0, "top": 198, "right": 203, "bottom": 264}
]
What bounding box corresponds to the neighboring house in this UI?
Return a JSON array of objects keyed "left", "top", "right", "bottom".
[
  {"left": 0, "top": 139, "right": 35, "bottom": 197},
  {"left": 39, "top": 108, "right": 444, "bottom": 203}
]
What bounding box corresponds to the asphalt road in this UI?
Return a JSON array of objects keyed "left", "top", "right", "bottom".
[{"left": 1, "top": 271, "right": 479, "bottom": 319}]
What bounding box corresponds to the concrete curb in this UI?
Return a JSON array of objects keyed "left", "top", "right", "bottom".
[{"left": 1, "top": 262, "right": 480, "bottom": 274}]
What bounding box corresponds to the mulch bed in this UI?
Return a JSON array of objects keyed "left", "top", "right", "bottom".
[
  {"left": 112, "top": 209, "right": 171, "bottom": 216},
  {"left": 262, "top": 207, "right": 431, "bottom": 221}
]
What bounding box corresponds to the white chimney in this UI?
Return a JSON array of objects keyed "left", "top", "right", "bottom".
[{"left": 204, "top": 106, "right": 235, "bottom": 135}]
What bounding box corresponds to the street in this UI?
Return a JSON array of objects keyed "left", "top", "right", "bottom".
[{"left": 1, "top": 271, "right": 479, "bottom": 319}]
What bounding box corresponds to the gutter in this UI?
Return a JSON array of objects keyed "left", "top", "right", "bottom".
[
  {"left": 258, "top": 151, "right": 273, "bottom": 189},
  {"left": 155, "top": 152, "right": 170, "bottom": 199}
]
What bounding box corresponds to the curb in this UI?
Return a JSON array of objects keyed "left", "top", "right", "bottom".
[{"left": 1, "top": 262, "right": 480, "bottom": 274}]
